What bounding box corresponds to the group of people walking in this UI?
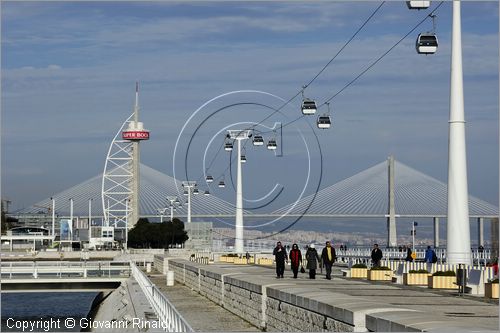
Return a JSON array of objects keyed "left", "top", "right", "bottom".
[{"left": 273, "top": 241, "right": 337, "bottom": 280}]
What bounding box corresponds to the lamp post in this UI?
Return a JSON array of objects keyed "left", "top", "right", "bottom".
[
  {"left": 182, "top": 182, "right": 197, "bottom": 223},
  {"left": 166, "top": 196, "right": 179, "bottom": 222},
  {"left": 227, "top": 130, "right": 252, "bottom": 254},
  {"left": 69, "top": 198, "right": 74, "bottom": 241},
  {"left": 51, "top": 197, "right": 55, "bottom": 237},
  {"left": 88, "top": 198, "right": 92, "bottom": 241},
  {"left": 157, "top": 207, "right": 168, "bottom": 223}
]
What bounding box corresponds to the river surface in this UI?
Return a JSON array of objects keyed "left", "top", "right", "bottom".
[{"left": 1, "top": 292, "right": 98, "bottom": 332}]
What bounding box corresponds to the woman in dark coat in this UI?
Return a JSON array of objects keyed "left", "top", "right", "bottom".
[
  {"left": 305, "top": 244, "right": 321, "bottom": 279},
  {"left": 289, "top": 243, "right": 302, "bottom": 278}
]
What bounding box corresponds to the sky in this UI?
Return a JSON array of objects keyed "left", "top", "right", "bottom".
[{"left": 1, "top": 1, "right": 498, "bottom": 218}]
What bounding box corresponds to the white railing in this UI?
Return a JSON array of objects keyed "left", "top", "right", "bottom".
[
  {"left": 0, "top": 261, "right": 131, "bottom": 279},
  {"left": 130, "top": 262, "right": 193, "bottom": 332},
  {"left": 336, "top": 247, "right": 491, "bottom": 265}
]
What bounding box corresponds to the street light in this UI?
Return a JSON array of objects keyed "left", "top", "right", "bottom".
[
  {"left": 166, "top": 196, "right": 179, "bottom": 222},
  {"left": 157, "top": 207, "right": 168, "bottom": 223},
  {"left": 181, "top": 182, "right": 197, "bottom": 223}
]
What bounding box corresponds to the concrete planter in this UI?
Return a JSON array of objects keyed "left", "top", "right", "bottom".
[
  {"left": 428, "top": 276, "right": 457, "bottom": 289},
  {"left": 350, "top": 268, "right": 368, "bottom": 279},
  {"left": 403, "top": 273, "right": 430, "bottom": 286},
  {"left": 225, "top": 256, "right": 235, "bottom": 263},
  {"left": 219, "top": 255, "right": 227, "bottom": 262},
  {"left": 233, "top": 258, "right": 248, "bottom": 265},
  {"left": 258, "top": 258, "right": 273, "bottom": 265},
  {"left": 367, "top": 269, "right": 393, "bottom": 281},
  {"left": 485, "top": 283, "right": 499, "bottom": 299}
]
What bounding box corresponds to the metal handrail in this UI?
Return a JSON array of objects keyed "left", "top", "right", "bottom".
[{"left": 130, "top": 261, "right": 193, "bottom": 332}]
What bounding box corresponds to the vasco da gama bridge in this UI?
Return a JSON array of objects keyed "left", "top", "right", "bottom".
[{"left": 17, "top": 157, "right": 498, "bottom": 247}]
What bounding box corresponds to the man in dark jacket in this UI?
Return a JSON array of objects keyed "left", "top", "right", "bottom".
[
  {"left": 371, "top": 243, "right": 383, "bottom": 267},
  {"left": 321, "top": 241, "right": 336, "bottom": 280},
  {"left": 273, "top": 241, "right": 288, "bottom": 278}
]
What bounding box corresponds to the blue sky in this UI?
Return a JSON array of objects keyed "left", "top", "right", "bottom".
[{"left": 1, "top": 1, "right": 498, "bottom": 214}]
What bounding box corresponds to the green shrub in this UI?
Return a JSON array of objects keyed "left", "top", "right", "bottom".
[
  {"left": 409, "top": 269, "right": 429, "bottom": 274},
  {"left": 351, "top": 263, "right": 367, "bottom": 269},
  {"left": 432, "top": 270, "right": 456, "bottom": 277},
  {"left": 370, "top": 266, "right": 391, "bottom": 271}
]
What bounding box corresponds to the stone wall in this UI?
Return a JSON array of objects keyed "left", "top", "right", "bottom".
[{"left": 168, "top": 260, "right": 356, "bottom": 332}]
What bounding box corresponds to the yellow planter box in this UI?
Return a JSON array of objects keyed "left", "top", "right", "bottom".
[
  {"left": 428, "top": 276, "right": 457, "bottom": 289},
  {"left": 258, "top": 258, "right": 274, "bottom": 265},
  {"left": 367, "top": 270, "right": 393, "bottom": 281},
  {"left": 225, "top": 256, "right": 235, "bottom": 263},
  {"left": 219, "top": 256, "right": 227, "bottom": 262},
  {"left": 350, "top": 268, "right": 368, "bottom": 279},
  {"left": 403, "top": 273, "right": 430, "bottom": 286},
  {"left": 233, "top": 258, "right": 248, "bottom": 265},
  {"left": 485, "top": 283, "right": 499, "bottom": 299}
]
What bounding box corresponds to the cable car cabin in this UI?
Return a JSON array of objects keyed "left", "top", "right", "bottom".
[
  {"left": 416, "top": 33, "right": 438, "bottom": 54},
  {"left": 301, "top": 99, "right": 317, "bottom": 115},
  {"left": 204, "top": 190, "right": 210, "bottom": 196},
  {"left": 406, "top": 1, "right": 430, "bottom": 10},
  {"left": 183, "top": 190, "right": 189, "bottom": 196},
  {"left": 218, "top": 181, "right": 225, "bottom": 188},
  {"left": 240, "top": 155, "right": 247, "bottom": 163},
  {"left": 267, "top": 139, "right": 277, "bottom": 150},
  {"left": 317, "top": 115, "right": 331, "bottom": 129},
  {"left": 206, "top": 175, "right": 214, "bottom": 182},
  {"left": 224, "top": 142, "right": 233, "bottom": 151},
  {"left": 193, "top": 188, "right": 199, "bottom": 194},
  {"left": 253, "top": 135, "right": 264, "bottom": 146}
]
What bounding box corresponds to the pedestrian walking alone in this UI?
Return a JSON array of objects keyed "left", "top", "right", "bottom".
[
  {"left": 305, "top": 244, "right": 321, "bottom": 279},
  {"left": 273, "top": 241, "right": 288, "bottom": 278},
  {"left": 321, "top": 241, "right": 336, "bottom": 280},
  {"left": 289, "top": 243, "right": 302, "bottom": 278},
  {"left": 371, "top": 243, "right": 383, "bottom": 267}
]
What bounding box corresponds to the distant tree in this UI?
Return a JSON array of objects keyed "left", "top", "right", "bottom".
[{"left": 128, "top": 218, "right": 188, "bottom": 248}]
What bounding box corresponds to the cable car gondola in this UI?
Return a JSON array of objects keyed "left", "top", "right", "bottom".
[
  {"left": 193, "top": 188, "right": 199, "bottom": 195},
  {"left": 224, "top": 142, "right": 233, "bottom": 151},
  {"left": 301, "top": 99, "right": 317, "bottom": 115},
  {"left": 183, "top": 190, "right": 188, "bottom": 196},
  {"left": 240, "top": 155, "right": 247, "bottom": 163},
  {"left": 317, "top": 115, "right": 332, "bottom": 129},
  {"left": 204, "top": 190, "right": 210, "bottom": 196},
  {"left": 416, "top": 33, "right": 438, "bottom": 54},
  {"left": 218, "top": 180, "right": 225, "bottom": 188},
  {"left": 252, "top": 135, "right": 264, "bottom": 146},
  {"left": 267, "top": 139, "right": 277, "bottom": 150},
  {"left": 406, "top": 1, "right": 430, "bottom": 10},
  {"left": 206, "top": 175, "right": 214, "bottom": 183}
]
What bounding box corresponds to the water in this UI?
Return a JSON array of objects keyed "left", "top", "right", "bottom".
[{"left": 1, "top": 292, "right": 98, "bottom": 332}]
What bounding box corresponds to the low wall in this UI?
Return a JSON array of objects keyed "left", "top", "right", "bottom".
[{"left": 169, "top": 259, "right": 364, "bottom": 331}]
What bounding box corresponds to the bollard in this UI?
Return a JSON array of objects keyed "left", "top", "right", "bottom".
[
  {"left": 146, "top": 262, "right": 152, "bottom": 273},
  {"left": 166, "top": 271, "right": 175, "bottom": 286}
]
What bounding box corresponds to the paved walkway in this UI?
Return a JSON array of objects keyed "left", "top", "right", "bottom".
[
  {"left": 169, "top": 261, "right": 499, "bottom": 331},
  {"left": 148, "top": 273, "right": 261, "bottom": 332}
]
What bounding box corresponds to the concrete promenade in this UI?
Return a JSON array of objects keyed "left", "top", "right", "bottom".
[
  {"left": 149, "top": 273, "right": 261, "bottom": 331},
  {"left": 165, "top": 259, "right": 498, "bottom": 332}
]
